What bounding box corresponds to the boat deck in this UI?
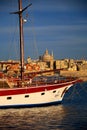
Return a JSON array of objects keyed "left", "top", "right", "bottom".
[{"left": 0, "top": 76, "right": 77, "bottom": 89}]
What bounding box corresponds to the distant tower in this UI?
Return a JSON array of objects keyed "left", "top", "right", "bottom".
[
  {"left": 45, "top": 48, "right": 49, "bottom": 55},
  {"left": 52, "top": 51, "right": 53, "bottom": 56},
  {"left": 27, "top": 56, "right": 31, "bottom": 63}
]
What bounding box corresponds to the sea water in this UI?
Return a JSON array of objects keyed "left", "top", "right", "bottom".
[{"left": 0, "top": 82, "right": 87, "bottom": 130}]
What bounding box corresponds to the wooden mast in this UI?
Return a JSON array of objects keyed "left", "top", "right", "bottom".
[
  {"left": 18, "top": 0, "right": 24, "bottom": 80},
  {"left": 18, "top": 0, "right": 32, "bottom": 81},
  {"left": 11, "top": 0, "right": 32, "bottom": 81}
]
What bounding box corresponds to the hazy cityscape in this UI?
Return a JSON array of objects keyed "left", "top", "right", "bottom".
[{"left": 0, "top": 49, "right": 87, "bottom": 81}]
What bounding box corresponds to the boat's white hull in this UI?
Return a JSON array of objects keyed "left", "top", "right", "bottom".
[{"left": 0, "top": 82, "right": 73, "bottom": 108}]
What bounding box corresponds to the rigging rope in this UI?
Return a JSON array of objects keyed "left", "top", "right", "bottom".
[
  {"left": 24, "top": 0, "right": 39, "bottom": 60},
  {"left": 8, "top": 20, "right": 19, "bottom": 60},
  {"left": 7, "top": 1, "right": 20, "bottom": 60}
]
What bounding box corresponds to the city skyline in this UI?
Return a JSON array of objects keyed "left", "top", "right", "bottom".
[{"left": 0, "top": 0, "right": 87, "bottom": 60}]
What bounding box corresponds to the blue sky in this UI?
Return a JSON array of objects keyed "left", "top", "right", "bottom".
[{"left": 0, "top": 0, "right": 87, "bottom": 60}]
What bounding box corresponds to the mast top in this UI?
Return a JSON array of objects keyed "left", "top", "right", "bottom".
[{"left": 10, "top": 2, "right": 32, "bottom": 15}]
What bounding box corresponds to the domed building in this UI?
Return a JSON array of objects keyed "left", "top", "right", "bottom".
[{"left": 42, "top": 49, "right": 54, "bottom": 62}]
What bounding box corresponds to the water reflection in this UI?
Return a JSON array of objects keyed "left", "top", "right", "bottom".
[{"left": 0, "top": 105, "right": 68, "bottom": 130}]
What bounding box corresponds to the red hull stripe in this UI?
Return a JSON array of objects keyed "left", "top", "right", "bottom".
[{"left": 0, "top": 80, "right": 78, "bottom": 96}]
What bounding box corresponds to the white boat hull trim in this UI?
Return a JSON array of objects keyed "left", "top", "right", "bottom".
[{"left": 0, "top": 81, "right": 75, "bottom": 108}]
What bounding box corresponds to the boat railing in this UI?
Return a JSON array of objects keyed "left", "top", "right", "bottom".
[{"left": 1, "top": 75, "right": 78, "bottom": 88}]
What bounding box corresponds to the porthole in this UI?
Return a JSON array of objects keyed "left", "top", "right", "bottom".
[
  {"left": 7, "top": 97, "right": 12, "bottom": 100},
  {"left": 25, "top": 95, "right": 29, "bottom": 98},
  {"left": 53, "top": 90, "right": 56, "bottom": 93},
  {"left": 41, "top": 92, "right": 45, "bottom": 95}
]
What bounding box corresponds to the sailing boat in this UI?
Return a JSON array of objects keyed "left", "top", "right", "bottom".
[{"left": 0, "top": 0, "right": 82, "bottom": 108}]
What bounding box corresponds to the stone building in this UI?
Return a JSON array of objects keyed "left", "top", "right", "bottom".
[
  {"left": 39, "top": 49, "right": 54, "bottom": 70},
  {"left": 54, "top": 59, "right": 68, "bottom": 69},
  {"left": 42, "top": 49, "right": 54, "bottom": 62}
]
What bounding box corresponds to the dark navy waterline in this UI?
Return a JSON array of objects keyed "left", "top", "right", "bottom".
[
  {"left": 0, "top": 82, "right": 87, "bottom": 130},
  {"left": 0, "top": 101, "right": 61, "bottom": 109}
]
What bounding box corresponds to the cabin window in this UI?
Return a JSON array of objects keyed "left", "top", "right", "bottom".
[
  {"left": 25, "top": 95, "right": 29, "bottom": 98},
  {"left": 53, "top": 90, "right": 56, "bottom": 93},
  {"left": 41, "top": 92, "right": 45, "bottom": 95},
  {"left": 7, "top": 97, "right": 12, "bottom": 100}
]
